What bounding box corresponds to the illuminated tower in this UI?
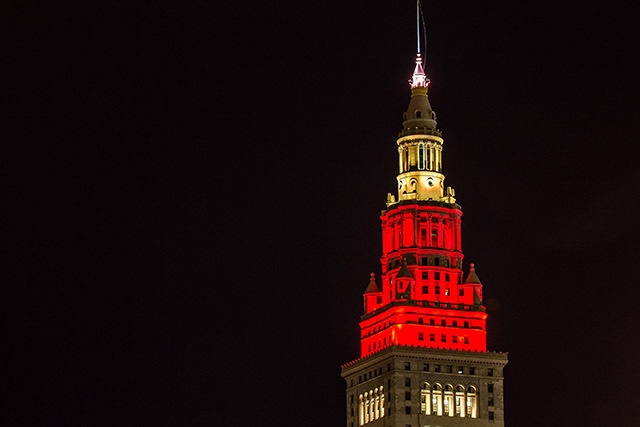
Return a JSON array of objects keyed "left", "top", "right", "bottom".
[{"left": 340, "top": 48, "right": 508, "bottom": 426}]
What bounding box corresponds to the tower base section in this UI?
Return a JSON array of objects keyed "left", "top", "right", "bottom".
[{"left": 341, "top": 346, "right": 508, "bottom": 427}]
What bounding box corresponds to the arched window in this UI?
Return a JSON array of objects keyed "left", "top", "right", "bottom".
[
  {"left": 404, "top": 149, "right": 409, "bottom": 173},
  {"left": 369, "top": 389, "right": 375, "bottom": 421},
  {"left": 420, "top": 382, "right": 431, "bottom": 414},
  {"left": 455, "top": 385, "right": 466, "bottom": 417},
  {"left": 415, "top": 110, "right": 422, "bottom": 118},
  {"left": 359, "top": 387, "right": 385, "bottom": 425},
  {"left": 466, "top": 386, "right": 477, "bottom": 418},
  {"left": 374, "top": 388, "right": 380, "bottom": 419},
  {"left": 432, "top": 383, "right": 443, "bottom": 416},
  {"left": 364, "top": 392, "right": 369, "bottom": 423},
  {"left": 444, "top": 384, "right": 454, "bottom": 416}
]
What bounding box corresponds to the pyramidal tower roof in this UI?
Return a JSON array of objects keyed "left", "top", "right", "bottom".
[
  {"left": 364, "top": 273, "right": 380, "bottom": 293},
  {"left": 464, "top": 263, "right": 482, "bottom": 284},
  {"left": 396, "top": 258, "right": 414, "bottom": 279},
  {"left": 409, "top": 53, "right": 429, "bottom": 89}
]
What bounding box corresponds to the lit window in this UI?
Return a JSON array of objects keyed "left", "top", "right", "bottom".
[
  {"left": 432, "top": 384, "right": 443, "bottom": 415},
  {"left": 359, "top": 388, "right": 385, "bottom": 425},
  {"left": 443, "top": 385, "right": 454, "bottom": 416},
  {"left": 420, "top": 382, "right": 431, "bottom": 414},
  {"left": 455, "top": 386, "right": 465, "bottom": 417},
  {"left": 466, "top": 386, "right": 477, "bottom": 418}
]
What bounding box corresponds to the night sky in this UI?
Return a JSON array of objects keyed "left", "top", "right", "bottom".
[{"left": 8, "top": 2, "right": 640, "bottom": 426}]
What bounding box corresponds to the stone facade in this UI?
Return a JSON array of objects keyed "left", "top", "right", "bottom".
[{"left": 342, "top": 346, "right": 508, "bottom": 427}]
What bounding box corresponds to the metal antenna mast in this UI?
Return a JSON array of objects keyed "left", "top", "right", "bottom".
[
  {"left": 416, "top": 0, "right": 421, "bottom": 54},
  {"left": 417, "top": 1, "right": 427, "bottom": 66}
]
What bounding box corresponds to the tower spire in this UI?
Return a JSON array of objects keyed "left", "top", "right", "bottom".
[
  {"left": 411, "top": 1, "right": 429, "bottom": 89},
  {"left": 409, "top": 53, "right": 429, "bottom": 89}
]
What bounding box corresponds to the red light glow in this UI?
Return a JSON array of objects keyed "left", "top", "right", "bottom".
[{"left": 359, "top": 202, "right": 487, "bottom": 358}]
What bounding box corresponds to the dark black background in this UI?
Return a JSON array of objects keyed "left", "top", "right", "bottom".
[{"left": 7, "top": 2, "right": 640, "bottom": 426}]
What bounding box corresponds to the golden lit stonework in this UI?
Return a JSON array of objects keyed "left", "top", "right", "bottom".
[{"left": 387, "top": 60, "right": 456, "bottom": 207}]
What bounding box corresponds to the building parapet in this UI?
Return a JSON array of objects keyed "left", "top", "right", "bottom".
[
  {"left": 341, "top": 344, "right": 508, "bottom": 370},
  {"left": 361, "top": 300, "right": 485, "bottom": 321},
  {"left": 398, "top": 127, "right": 443, "bottom": 138}
]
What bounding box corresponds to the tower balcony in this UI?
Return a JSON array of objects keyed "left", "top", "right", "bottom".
[
  {"left": 398, "top": 127, "right": 442, "bottom": 138},
  {"left": 361, "top": 299, "right": 485, "bottom": 321}
]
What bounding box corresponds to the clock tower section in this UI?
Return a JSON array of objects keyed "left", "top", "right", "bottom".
[{"left": 341, "top": 54, "right": 508, "bottom": 426}]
